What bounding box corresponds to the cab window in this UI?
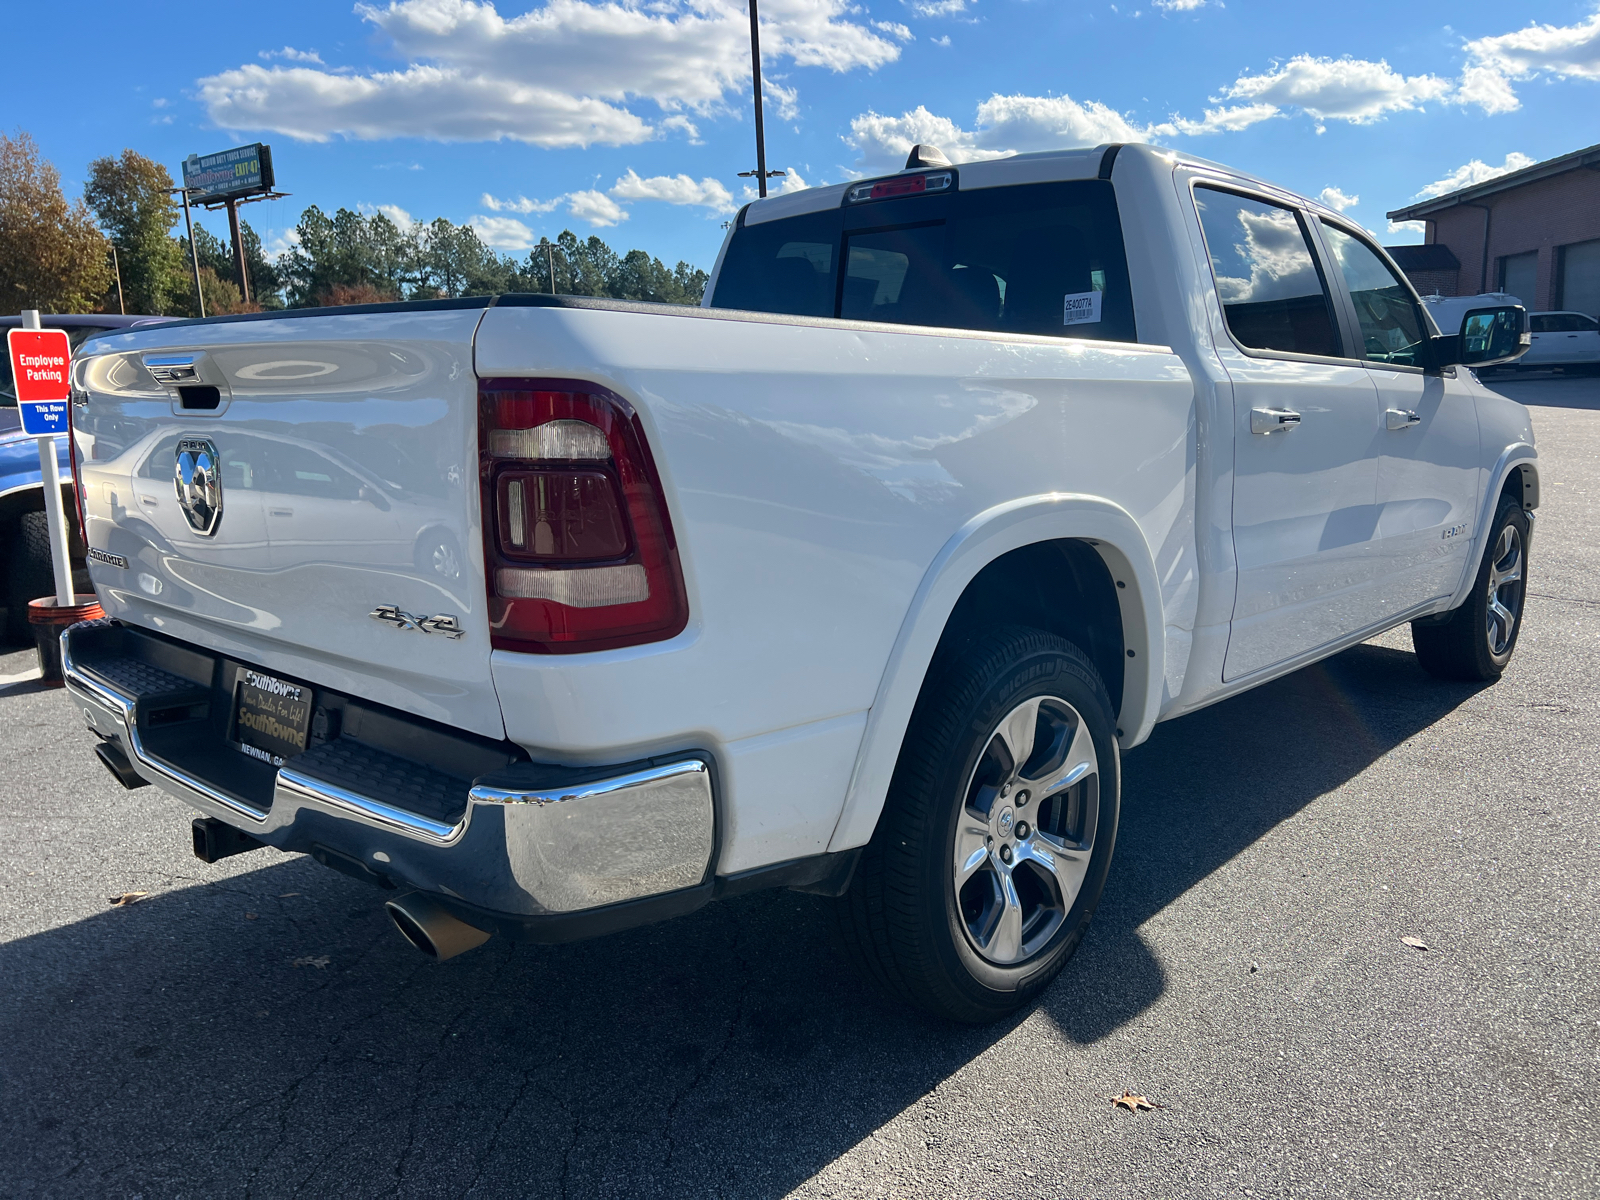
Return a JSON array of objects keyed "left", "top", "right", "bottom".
[
  {"left": 1319, "top": 222, "right": 1427, "bottom": 368},
  {"left": 1194, "top": 187, "right": 1341, "bottom": 358}
]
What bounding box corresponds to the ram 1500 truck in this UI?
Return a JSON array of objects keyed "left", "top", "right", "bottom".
[{"left": 60, "top": 143, "right": 1537, "bottom": 1022}]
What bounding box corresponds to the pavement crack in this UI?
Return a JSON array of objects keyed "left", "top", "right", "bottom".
[{"left": 660, "top": 899, "right": 759, "bottom": 1175}]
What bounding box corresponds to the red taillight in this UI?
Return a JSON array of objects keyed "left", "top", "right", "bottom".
[{"left": 478, "top": 379, "right": 688, "bottom": 653}]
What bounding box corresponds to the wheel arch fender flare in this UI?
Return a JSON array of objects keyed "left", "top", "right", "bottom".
[
  {"left": 825, "top": 493, "right": 1163, "bottom": 855},
  {"left": 1447, "top": 445, "right": 1537, "bottom": 612}
]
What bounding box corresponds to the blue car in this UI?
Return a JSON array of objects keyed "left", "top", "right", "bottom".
[{"left": 2, "top": 313, "right": 172, "bottom": 640}]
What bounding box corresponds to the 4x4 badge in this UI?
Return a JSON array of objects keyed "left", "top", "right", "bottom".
[
  {"left": 370, "top": 603, "right": 464, "bottom": 640},
  {"left": 174, "top": 437, "right": 222, "bottom": 535}
]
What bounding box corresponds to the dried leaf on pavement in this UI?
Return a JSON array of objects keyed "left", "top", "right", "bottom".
[
  {"left": 1401, "top": 936, "right": 1429, "bottom": 951},
  {"left": 1112, "top": 1091, "right": 1161, "bottom": 1113},
  {"left": 292, "top": 955, "right": 331, "bottom": 970},
  {"left": 245, "top": 912, "right": 258, "bottom": 920},
  {"left": 108, "top": 892, "right": 148, "bottom": 906}
]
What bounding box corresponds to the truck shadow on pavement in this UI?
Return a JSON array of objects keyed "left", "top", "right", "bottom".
[{"left": 0, "top": 641, "right": 1486, "bottom": 1198}]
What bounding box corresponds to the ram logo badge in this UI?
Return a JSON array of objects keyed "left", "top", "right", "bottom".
[
  {"left": 370, "top": 604, "right": 465, "bottom": 640},
  {"left": 174, "top": 437, "right": 223, "bottom": 535}
]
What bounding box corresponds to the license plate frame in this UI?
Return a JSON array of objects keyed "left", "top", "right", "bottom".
[{"left": 231, "top": 668, "right": 313, "bottom": 766}]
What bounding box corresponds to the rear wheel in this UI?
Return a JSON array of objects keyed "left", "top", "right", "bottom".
[
  {"left": 1412, "top": 496, "right": 1529, "bottom": 681},
  {"left": 837, "top": 626, "right": 1120, "bottom": 1023},
  {"left": 6, "top": 511, "right": 55, "bottom": 641}
]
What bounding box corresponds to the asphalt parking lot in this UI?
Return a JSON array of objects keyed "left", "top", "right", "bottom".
[{"left": 2, "top": 372, "right": 1596, "bottom": 1200}]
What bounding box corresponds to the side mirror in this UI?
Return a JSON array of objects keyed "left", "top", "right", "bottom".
[
  {"left": 358, "top": 484, "right": 391, "bottom": 511},
  {"left": 1430, "top": 304, "right": 1530, "bottom": 370}
]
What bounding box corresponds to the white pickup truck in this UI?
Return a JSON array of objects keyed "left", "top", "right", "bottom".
[{"left": 62, "top": 142, "right": 1537, "bottom": 1023}]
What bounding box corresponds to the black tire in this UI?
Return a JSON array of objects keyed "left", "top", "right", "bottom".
[
  {"left": 6, "top": 511, "right": 56, "bottom": 641},
  {"left": 1412, "top": 496, "right": 1530, "bottom": 682},
  {"left": 836, "top": 626, "right": 1121, "bottom": 1023}
]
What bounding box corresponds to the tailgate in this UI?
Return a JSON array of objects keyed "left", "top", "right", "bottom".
[{"left": 73, "top": 306, "right": 504, "bottom": 739}]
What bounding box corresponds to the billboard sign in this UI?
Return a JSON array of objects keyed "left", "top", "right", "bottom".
[{"left": 182, "top": 143, "right": 275, "bottom": 203}]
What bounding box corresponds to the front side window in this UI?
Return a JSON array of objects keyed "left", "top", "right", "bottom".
[
  {"left": 1320, "top": 223, "right": 1427, "bottom": 368},
  {"left": 1194, "top": 187, "right": 1340, "bottom": 358},
  {"left": 711, "top": 180, "right": 1137, "bottom": 342}
]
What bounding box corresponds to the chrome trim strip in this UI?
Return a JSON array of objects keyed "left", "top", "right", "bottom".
[
  {"left": 273, "top": 766, "right": 466, "bottom": 845},
  {"left": 468, "top": 759, "right": 707, "bottom": 808},
  {"left": 62, "top": 632, "right": 268, "bottom": 827}
]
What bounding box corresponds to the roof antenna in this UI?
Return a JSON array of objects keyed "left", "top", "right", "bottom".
[{"left": 904, "top": 144, "right": 952, "bottom": 170}]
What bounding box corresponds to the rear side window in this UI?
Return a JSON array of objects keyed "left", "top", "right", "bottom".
[
  {"left": 711, "top": 180, "right": 1137, "bottom": 343},
  {"left": 1194, "top": 187, "right": 1341, "bottom": 359}
]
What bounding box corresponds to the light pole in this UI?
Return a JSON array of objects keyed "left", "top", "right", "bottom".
[{"left": 737, "top": 0, "right": 785, "bottom": 198}]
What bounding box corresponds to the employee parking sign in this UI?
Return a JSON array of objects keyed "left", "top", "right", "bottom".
[{"left": 6, "top": 327, "right": 73, "bottom": 436}]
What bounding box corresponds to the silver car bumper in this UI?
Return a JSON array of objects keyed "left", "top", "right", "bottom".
[{"left": 63, "top": 620, "right": 716, "bottom": 923}]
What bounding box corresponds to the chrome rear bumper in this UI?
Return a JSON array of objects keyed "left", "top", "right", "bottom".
[{"left": 62, "top": 620, "right": 716, "bottom": 928}]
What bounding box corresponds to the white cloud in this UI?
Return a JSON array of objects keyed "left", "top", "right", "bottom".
[
  {"left": 904, "top": 0, "right": 968, "bottom": 14},
  {"left": 358, "top": 202, "right": 417, "bottom": 229},
  {"left": 1168, "top": 102, "right": 1279, "bottom": 135},
  {"left": 259, "top": 46, "right": 325, "bottom": 64},
  {"left": 567, "top": 189, "right": 628, "bottom": 226},
  {"left": 1387, "top": 219, "right": 1426, "bottom": 237},
  {"left": 873, "top": 21, "right": 913, "bottom": 40},
  {"left": 1154, "top": 0, "right": 1206, "bottom": 9},
  {"left": 481, "top": 192, "right": 562, "bottom": 214},
  {"left": 660, "top": 114, "right": 701, "bottom": 142},
  {"left": 1413, "top": 152, "right": 1535, "bottom": 200},
  {"left": 1459, "top": 11, "right": 1600, "bottom": 113},
  {"left": 847, "top": 94, "right": 1153, "bottom": 171},
  {"left": 764, "top": 78, "right": 800, "bottom": 123},
  {"left": 931, "top": 34, "right": 950, "bottom": 46},
  {"left": 741, "top": 168, "right": 811, "bottom": 201},
  {"left": 264, "top": 227, "right": 301, "bottom": 261},
  {"left": 201, "top": 0, "right": 901, "bottom": 147},
  {"left": 1214, "top": 55, "right": 1452, "bottom": 126},
  {"left": 481, "top": 188, "right": 628, "bottom": 227},
  {"left": 1318, "top": 186, "right": 1359, "bottom": 211},
  {"left": 610, "top": 169, "right": 735, "bottom": 211},
  {"left": 471, "top": 215, "right": 537, "bottom": 249}
]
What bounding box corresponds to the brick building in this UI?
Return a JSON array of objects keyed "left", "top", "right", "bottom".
[{"left": 1386, "top": 142, "right": 1600, "bottom": 317}]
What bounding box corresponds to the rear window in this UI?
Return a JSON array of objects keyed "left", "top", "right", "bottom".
[{"left": 710, "top": 179, "right": 1137, "bottom": 343}]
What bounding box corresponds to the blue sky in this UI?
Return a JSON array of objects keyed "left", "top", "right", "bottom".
[{"left": 6, "top": 0, "right": 1599, "bottom": 274}]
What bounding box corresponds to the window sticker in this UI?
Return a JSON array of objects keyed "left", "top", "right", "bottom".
[{"left": 1063, "top": 290, "right": 1103, "bottom": 326}]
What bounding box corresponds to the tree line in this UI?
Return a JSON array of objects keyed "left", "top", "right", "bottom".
[{"left": 0, "top": 131, "right": 709, "bottom": 316}]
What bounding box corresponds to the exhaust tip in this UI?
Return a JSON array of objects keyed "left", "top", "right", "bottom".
[{"left": 385, "top": 893, "right": 491, "bottom": 961}]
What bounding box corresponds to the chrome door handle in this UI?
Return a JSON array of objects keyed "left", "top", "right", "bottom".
[
  {"left": 1386, "top": 408, "right": 1421, "bottom": 431},
  {"left": 1250, "top": 407, "right": 1301, "bottom": 435}
]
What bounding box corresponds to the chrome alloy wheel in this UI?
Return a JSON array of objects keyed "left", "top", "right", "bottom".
[
  {"left": 953, "top": 695, "right": 1099, "bottom": 966},
  {"left": 1485, "top": 523, "right": 1524, "bottom": 658}
]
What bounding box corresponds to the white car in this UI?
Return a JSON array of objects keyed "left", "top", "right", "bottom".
[
  {"left": 62, "top": 143, "right": 1537, "bottom": 1022},
  {"left": 1522, "top": 310, "right": 1600, "bottom": 370}
]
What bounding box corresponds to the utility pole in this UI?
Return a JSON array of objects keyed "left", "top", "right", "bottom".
[
  {"left": 110, "top": 245, "right": 125, "bottom": 315},
  {"left": 545, "top": 241, "right": 558, "bottom": 294},
  {"left": 172, "top": 186, "right": 206, "bottom": 319}
]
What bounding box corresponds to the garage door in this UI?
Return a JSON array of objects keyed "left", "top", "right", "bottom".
[{"left": 1560, "top": 238, "right": 1600, "bottom": 318}]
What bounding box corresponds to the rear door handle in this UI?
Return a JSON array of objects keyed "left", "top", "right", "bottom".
[
  {"left": 1386, "top": 408, "right": 1421, "bottom": 431},
  {"left": 1250, "top": 407, "right": 1301, "bottom": 435}
]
